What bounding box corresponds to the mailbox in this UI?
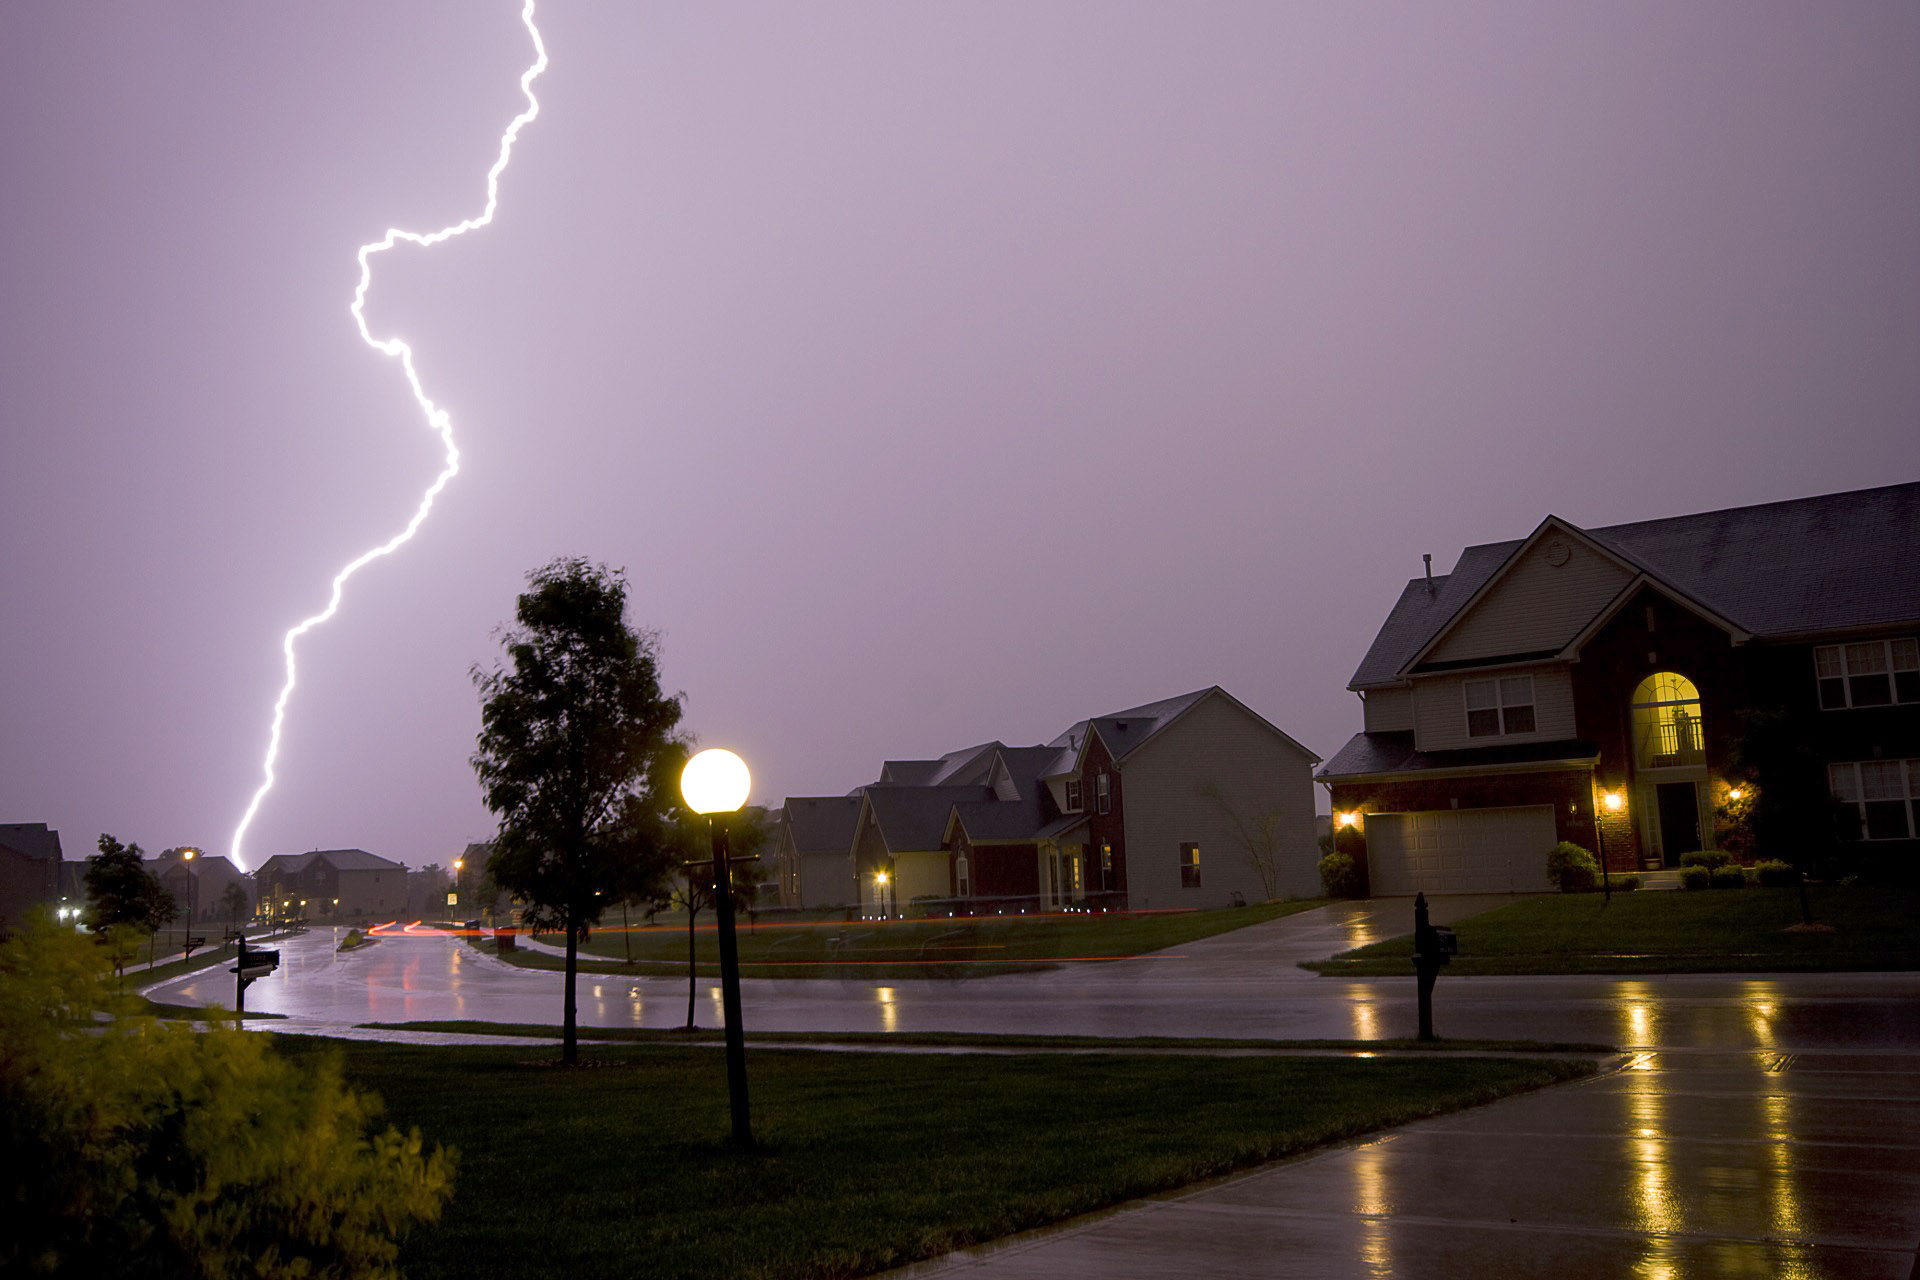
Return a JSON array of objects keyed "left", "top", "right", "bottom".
[
  {"left": 1431, "top": 926, "right": 1459, "bottom": 960},
  {"left": 231, "top": 947, "right": 281, "bottom": 982}
]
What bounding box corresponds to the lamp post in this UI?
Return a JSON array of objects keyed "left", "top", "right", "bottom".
[
  {"left": 681, "top": 747, "right": 754, "bottom": 1150},
  {"left": 1597, "top": 788, "right": 1625, "bottom": 903}
]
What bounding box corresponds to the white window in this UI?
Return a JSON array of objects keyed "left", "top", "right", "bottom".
[
  {"left": 1816, "top": 639, "right": 1920, "bottom": 709},
  {"left": 1829, "top": 759, "right": 1920, "bottom": 840},
  {"left": 1178, "top": 842, "right": 1201, "bottom": 888},
  {"left": 955, "top": 853, "right": 970, "bottom": 898},
  {"left": 1096, "top": 773, "right": 1111, "bottom": 814},
  {"left": 1065, "top": 779, "right": 1083, "bottom": 812},
  {"left": 1464, "top": 675, "right": 1536, "bottom": 737}
]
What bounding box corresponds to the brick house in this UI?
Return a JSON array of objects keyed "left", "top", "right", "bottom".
[
  {"left": 836, "top": 687, "right": 1321, "bottom": 914},
  {"left": 1318, "top": 482, "right": 1920, "bottom": 894}
]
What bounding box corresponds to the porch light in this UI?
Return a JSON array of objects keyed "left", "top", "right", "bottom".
[
  {"left": 1603, "top": 791, "right": 1626, "bottom": 813},
  {"left": 1727, "top": 788, "right": 1744, "bottom": 802},
  {"left": 1335, "top": 811, "right": 1362, "bottom": 830}
]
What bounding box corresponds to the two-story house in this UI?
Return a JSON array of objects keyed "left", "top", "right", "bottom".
[
  {"left": 1318, "top": 482, "right": 1920, "bottom": 894},
  {"left": 838, "top": 687, "right": 1321, "bottom": 914},
  {"left": 253, "top": 848, "right": 407, "bottom": 921}
]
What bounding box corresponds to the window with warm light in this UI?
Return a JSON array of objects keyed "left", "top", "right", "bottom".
[
  {"left": 1631, "top": 672, "right": 1704, "bottom": 768},
  {"left": 1465, "top": 676, "right": 1535, "bottom": 737},
  {"left": 1178, "top": 842, "right": 1201, "bottom": 888},
  {"left": 1100, "top": 841, "right": 1113, "bottom": 875}
]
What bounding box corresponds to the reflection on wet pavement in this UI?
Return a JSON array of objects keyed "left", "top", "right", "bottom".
[{"left": 145, "top": 907, "right": 1920, "bottom": 1277}]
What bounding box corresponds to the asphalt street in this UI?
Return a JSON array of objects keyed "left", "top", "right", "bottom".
[{"left": 150, "top": 900, "right": 1920, "bottom": 1276}]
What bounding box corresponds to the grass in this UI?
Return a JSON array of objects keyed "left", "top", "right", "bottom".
[
  {"left": 1308, "top": 885, "right": 1920, "bottom": 975},
  {"left": 279, "top": 1037, "right": 1593, "bottom": 1280},
  {"left": 486, "top": 899, "right": 1325, "bottom": 981},
  {"left": 356, "top": 1021, "right": 1614, "bottom": 1054}
]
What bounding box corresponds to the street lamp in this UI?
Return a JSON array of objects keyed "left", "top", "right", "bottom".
[
  {"left": 1596, "top": 788, "right": 1626, "bottom": 903},
  {"left": 874, "top": 869, "right": 890, "bottom": 919},
  {"left": 680, "top": 747, "right": 754, "bottom": 1149}
]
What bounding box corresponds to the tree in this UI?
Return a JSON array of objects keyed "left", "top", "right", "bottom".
[
  {"left": 1725, "top": 706, "right": 1844, "bottom": 925},
  {"left": 1197, "top": 782, "right": 1289, "bottom": 901},
  {"left": 663, "top": 802, "right": 770, "bottom": 1030},
  {"left": 218, "top": 881, "right": 250, "bottom": 935},
  {"left": 470, "top": 558, "right": 685, "bottom": 1064},
  {"left": 85, "top": 835, "right": 176, "bottom": 972},
  {"left": 0, "top": 913, "right": 454, "bottom": 1278}
]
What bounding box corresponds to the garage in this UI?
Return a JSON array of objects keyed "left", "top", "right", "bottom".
[{"left": 1365, "top": 805, "right": 1558, "bottom": 895}]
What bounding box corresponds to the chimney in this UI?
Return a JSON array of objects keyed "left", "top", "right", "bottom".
[{"left": 1422, "top": 554, "right": 1434, "bottom": 594}]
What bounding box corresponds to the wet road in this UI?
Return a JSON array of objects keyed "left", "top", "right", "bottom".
[{"left": 151, "top": 903, "right": 1920, "bottom": 1275}]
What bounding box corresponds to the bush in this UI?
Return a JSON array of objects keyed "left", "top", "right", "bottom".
[
  {"left": 0, "top": 913, "right": 454, "bottom": 1278},
  {"left": 1318, "top": 851, "right": 1365, "bottom": 898},
  {"left": 1679, "top": 849, "right": 1733, "bottom": 870},
  {"left": 1616, "top": 874, "right": 1642, "bottom": 892},
  {"left": 1710, "top": 864, "right": 1748, "bottom": 889},
  {"left": 1754, "top": 860, "right": 1800, "bottom": 887},
  {"left": 1545, "top": 842, "right": 1599, "bottom": 892},
  {"left": 338, "top": 928, "right": 364, "bottom": 951},
  {"left": 1681, "top": 866, "right": 1712, "bottom": 891}
]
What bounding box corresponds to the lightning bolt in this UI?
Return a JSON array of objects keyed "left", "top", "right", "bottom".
[{"left": 229, "top": 0, "right": 548, "bottom": 872}]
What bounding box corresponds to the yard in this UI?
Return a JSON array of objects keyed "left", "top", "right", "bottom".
[
  {"left": 280, "top": 1037, "right": 1594, "bottom": 1280},
  {"left": 1307, "top": 885, "right": 1920, "bottom": 975},
  {"left": 491, "top": 899, "right": 1324, "bottom": 980}
]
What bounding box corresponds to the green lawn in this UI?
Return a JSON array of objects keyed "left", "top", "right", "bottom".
[
  {"left": 1308, "top": 886, "right": 1920, "bottom": 975},
  {"left": 492, "top": 899, "right": 1326, "bottom": 980},
  {"left": 281, "top": 1038, "right": 1592, "bottom": 1280}
]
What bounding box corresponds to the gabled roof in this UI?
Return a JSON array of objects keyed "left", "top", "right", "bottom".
[
  {"left": 783, "top": 796, "right": 862, "bottom": 854},
  {"left": 1351, "top": 481, "right": 1920, "bottom": 688},
  {"left": 256, "top": 848, "right": 405, "bottom": 875},
  {"left": 1052, "top": 686, "right": 1319, "bottom": 769},
  {"left": 0, "top": 823, "right": 63, "bottom": 862},
  {"left": 864, "top": 785, "right": 994, "bottom": 853},
  {"left": 878, "top": 742, "right": 1003, "bottom": 788}
]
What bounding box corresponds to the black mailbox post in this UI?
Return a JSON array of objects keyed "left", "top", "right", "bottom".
[
  {"left": 1411, "top": 892, "right": 1458, "bottom": 1041},
  {"left": 230, "top": 936, "right": 281, "bottom": 1019}
]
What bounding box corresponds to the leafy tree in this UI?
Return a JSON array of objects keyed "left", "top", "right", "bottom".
[
  {"left": 218, "top": 880, "right": 250, "bottom": 934},
  {"left": 0, "top": 912, "right": 454, "bottom": 1278},
  {"left": 1725, "top": 706, "right": 1844, "bottom": 923},
  {"left": 85, "top": 835, "right": 177, "bottom": 971},
  {"left": 470, "top": 558, "right": 686, "bottom": 1064}
]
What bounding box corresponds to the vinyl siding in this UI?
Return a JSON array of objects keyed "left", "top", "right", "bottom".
[
  {"left": 796, "top": 850, "right": 853, "bottom": 908},
  {"left": 1363, "top": 687, "right": 1415, "bottom": 733},
  {"left": 1425, "top": 536, "right": 1631, "bottom": 664},
  {"left": 1413, "top": 664, "right": 1577, "bottom": 752},
  {"left": 1118, "top": 693, "right": 1320, "bottom": 904}
]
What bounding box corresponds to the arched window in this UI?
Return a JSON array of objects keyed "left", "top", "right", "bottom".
[{"left": 1631, "top": 672, "right": 1704, "bottom": 769}]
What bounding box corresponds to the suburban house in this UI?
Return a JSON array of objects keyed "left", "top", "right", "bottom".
[
  {"left": 253, "top": 848, "right": 407, "bottom": 921},
  {"left": 1318, "top": 482, "right": 1920, "bottom": 894},
  {"left": 0, "top": 822, "right": 65, "bottom": 935},
  {"left": 828, "top": 687, "right": 1320, "bottom": 914},
  {"left": 775, "top": 796, "right": 863, "bottom": 908},
  {"left": 148, "top": 847, "right": 254, "bottom": 926}
]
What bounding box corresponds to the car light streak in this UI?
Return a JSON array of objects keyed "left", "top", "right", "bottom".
[{"left": 229, "top": 1, "right": 548, "bottom": 870}]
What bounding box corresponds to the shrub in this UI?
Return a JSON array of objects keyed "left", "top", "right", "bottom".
[
  {"left": 1681, "top": 866, "right": 1712, "bottom": 891},
  {"left": 1679, "top": 849, "right": 1733, "bottom": 870},
  {"left": 1616, "top": 874, "right": 1642, "bottom": 892},
  {"left": 1710, "top": 864, "right": 1747, "bottom": 889},
  {"left": 1545, "top": 842, "right": 1599, "bottom": 892},
  {"left": 338, "top": 928, "right": 363, "bottom": 951},
  {"left": 1318, "top": 851, "right": 1365, "bottom": 898},
  {"left": 0, "top": 913, "right": 455, "bottom": 1278},
  {"left": 1754, "top": 860, "right": 1800, "bottom": 887}
]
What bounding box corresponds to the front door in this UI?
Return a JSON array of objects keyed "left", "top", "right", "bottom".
[{"left": 1656, "top": 782, "right": 1701, "bottom": 866}]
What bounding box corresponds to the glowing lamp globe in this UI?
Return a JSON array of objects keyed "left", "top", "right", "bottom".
[{"left": 682, "top": 748, "right": 751, "bottom": 815}]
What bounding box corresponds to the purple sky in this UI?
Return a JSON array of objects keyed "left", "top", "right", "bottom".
[{"left": 4, "top": 2, "right": 1916, "bottom": 871}]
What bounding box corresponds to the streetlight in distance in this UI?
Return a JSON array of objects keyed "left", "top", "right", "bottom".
[{"left": 680, "top": 747, "right": 754, "bottom": 1149}]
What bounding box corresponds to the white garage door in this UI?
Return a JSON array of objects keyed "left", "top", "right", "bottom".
[{"left": 1367, "top": 806, "right": 1558, "bottom": 895}]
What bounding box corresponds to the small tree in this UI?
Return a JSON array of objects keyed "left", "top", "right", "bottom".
[
  {"left": 1197, "top": 782, "right": 1288, "bottom": 900},
  {"left": 218, "top": 881, "right": 249, "bottom": 936},
  {"left": 85, "top": 835, "right": 176, "bottom": 971},
  {"left": 0, "top": 913, "right": 454, "bottom": 1277},
  {"left": 665, "top": 800, "right": 770, "bottom": 1030},
  {"left": 471, "top": 559, "right": 685, "bottom": 1064}
]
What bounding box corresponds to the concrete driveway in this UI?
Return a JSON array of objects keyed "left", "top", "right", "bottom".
[{"left": 150, "top": 902, "right": 1920, "bottom": 1274}]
